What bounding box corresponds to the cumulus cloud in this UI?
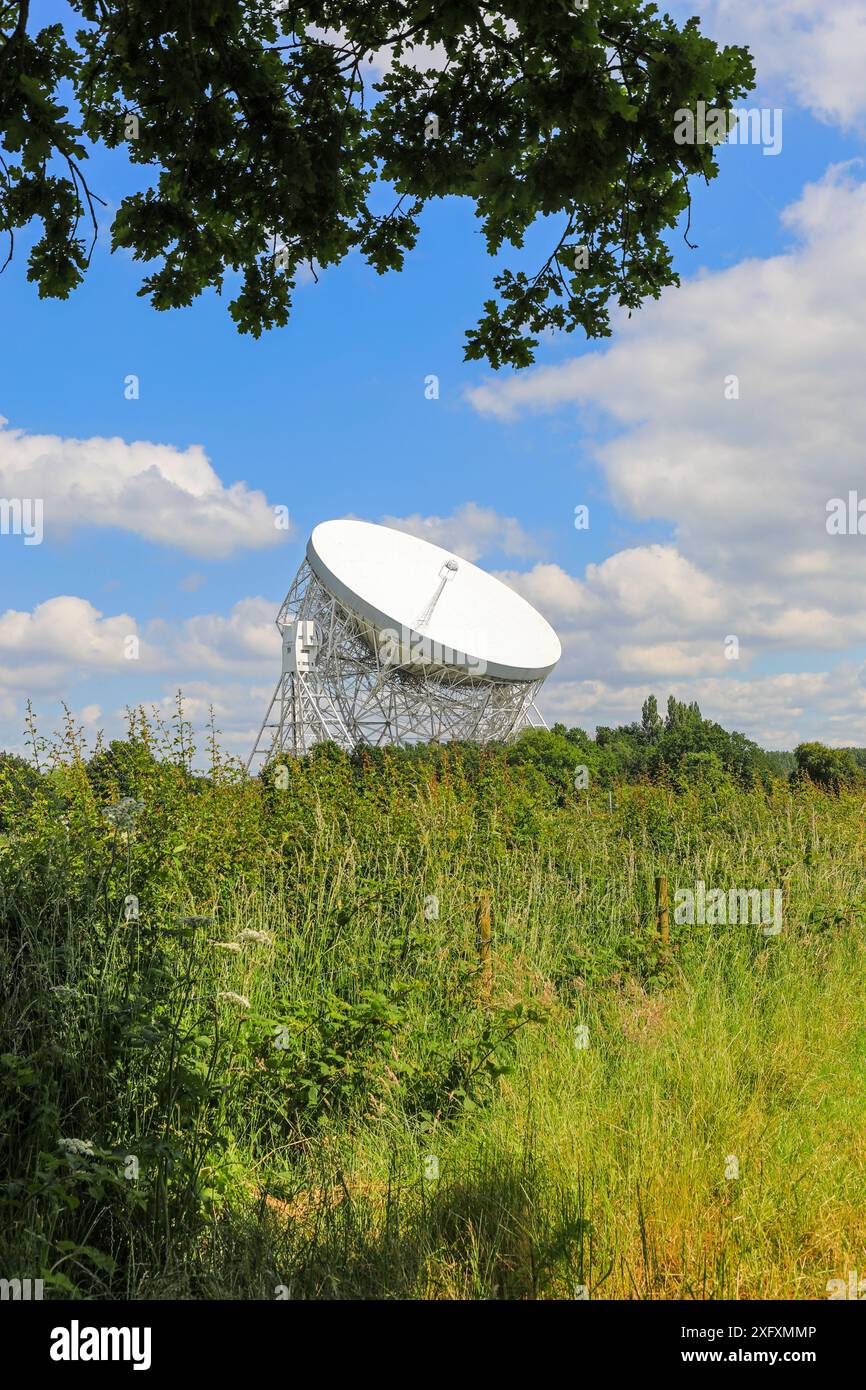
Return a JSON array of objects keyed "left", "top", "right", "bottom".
[
  {"left": 305, "top": 22, "right": 449, "bottom": 82},
  {"left": 144, "top": 679, "right": 282, "bottom": 747},
  {"left": 380, "top": 502, "right": 545, "bottom": 562},
  {"left": 462, "top": 164, "right": 866, "bottom": 736},
  {"left": 0, "top": 597, "right": 142, "bottom": 691},
  {"left": 497, "top": 551, "right": 738, "bottom": 686},
  {"left": 468, "top": 166, "right": 866, "bottom": 685},
  {"left": 325, "top": 4, "right": 866, "bottom": 133},
  {"left": 668, "top": 0, "right": 866, "bottom": 132},
  {"left": 540, "top": 664, "right": 866, "bottom": 752},
  {"left": 0, "top": 418, "right": 293, "bottom": 557},
  {"left": 0, "top": 593, "right": 281, "bottom": 756},
  {"left": 149, "top": 598, "right": 280, "bottom": 671},
  {"left": 2, "top": 580, "right": 865, "bottom": 760},
  {"left": 0, "top": 594, "right": 280, "bottom": 696}
]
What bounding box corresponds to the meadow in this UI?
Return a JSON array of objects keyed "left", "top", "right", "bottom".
[{"left": 1, "top": 704, "right": 864, "bottom": 1300}]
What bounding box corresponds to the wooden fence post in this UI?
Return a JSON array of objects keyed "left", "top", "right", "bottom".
[
  {"left": 655, "top": 874, "right": 670, "bottom": 949},
  {"left": 476, "top": 891, "right": 492, "bottom": 1002}
]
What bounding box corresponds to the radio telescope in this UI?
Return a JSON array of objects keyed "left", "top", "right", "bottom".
[{"left": 247, "top": 519, "right": 561, "bottom": 769}]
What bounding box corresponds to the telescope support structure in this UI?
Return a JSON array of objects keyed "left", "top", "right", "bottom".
[{"left": 246, "top": 559, "right": 548, "bottom": 771}]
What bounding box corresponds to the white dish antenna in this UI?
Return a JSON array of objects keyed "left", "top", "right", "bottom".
[
  {"left": 306, "top": 520, "right": 560, "bottom": 682},
  {"left": 248, "top": 519, "right": 561, "bottom": 767}
]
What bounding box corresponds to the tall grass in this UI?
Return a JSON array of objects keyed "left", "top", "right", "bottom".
[{"left": 1, "top": 718, "right": 864, "bottom": 1298}]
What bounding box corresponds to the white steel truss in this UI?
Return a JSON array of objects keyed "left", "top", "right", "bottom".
[{"left": 247, "top": 559, "right": 549, "bottom": 770}]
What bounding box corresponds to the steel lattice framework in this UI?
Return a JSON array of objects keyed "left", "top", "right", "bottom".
[{"left": 247, "top": 559, "right": 549, "bottom": 770}]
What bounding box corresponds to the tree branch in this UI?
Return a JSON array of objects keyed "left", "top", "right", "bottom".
[{"left": 0, "top": 0, "right": 29, "bottom": 81}]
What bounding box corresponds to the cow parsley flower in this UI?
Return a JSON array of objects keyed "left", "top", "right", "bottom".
[
  {"left": 101, "top": 798, "right": 145, "bottom": 831},
  {"left": 60, "top": 1137, "right": 95, "bottom": 1156},
  {"left": 217, "top": 992, "right": 250, "bottom": 1010}
]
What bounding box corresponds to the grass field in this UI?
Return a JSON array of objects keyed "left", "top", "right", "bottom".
[{"left": 1, "top": 724, "right": 864, "bottom": 1299}]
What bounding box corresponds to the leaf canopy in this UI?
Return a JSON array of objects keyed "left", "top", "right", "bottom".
[{"left": 0, "top": 1, "right": 755, "bottom": 365}]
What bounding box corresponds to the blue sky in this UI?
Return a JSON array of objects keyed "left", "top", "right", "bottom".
[{"left": 3, "top": 1, "right": 866, "bottom": 757}]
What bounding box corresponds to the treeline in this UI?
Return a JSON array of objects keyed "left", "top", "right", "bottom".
[
  {"left": 0, "top": 695, "right": 863, "bottom": 817},
  {"left": 767, "top": 744, "right": 866, "bottom": 788}
]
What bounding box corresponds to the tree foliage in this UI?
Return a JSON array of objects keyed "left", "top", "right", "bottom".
[
  {"left": 0, "top": 750, "right": 41, "bottom": 830},
  {"left": 0, "top": 1, "right": 754, "bottom": 365},
  {"left": 592, "top": 695, "right": 771, "bottom": 788},
  {"left": 792, "top": 742, "right": 863, "bottom": 795}
]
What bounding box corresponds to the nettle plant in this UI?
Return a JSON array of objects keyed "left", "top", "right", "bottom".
[{"left": 0, "top": 1, "right": 754, "bottom": 366}]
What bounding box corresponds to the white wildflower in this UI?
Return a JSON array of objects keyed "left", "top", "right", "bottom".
[
  {"left": 60, "top": 1137, "right": 95, "bottom": 1156},
  {"left": 217, "top": 992, "right": 250, "bottom": 1010},
  {"left": 210, "top": 941, "right": 242, "bottom": 954},
  {"left": 237, "top": 929, "right": 274, "bottom": 946},
  {"left": 102, "top": 798, "right": 145, "bottom": 831}
]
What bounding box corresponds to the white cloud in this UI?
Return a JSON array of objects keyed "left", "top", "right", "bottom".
[
  {"left": 539, "top": 664, "right": 866, "bottom": 752},
  {"left": 150, "top": 598, "right": 280, "bottom": 671},
  {"left": 667, "top": 0, "right": 866, "bottom": 132},
  {"left": 580, "top": 546, "right": 724, "bottom": 627},
  {"left": 2, "top": 579, "right": 865, "bottom": 760},
  {"left": 323, "top": 4, "right": 866, "bottom": 133},
  {"left": 468, "top": 167, "right": 866, "bottom": 676},
  {"left": 0, "top": 593, "right": 281, "bottom": 757},
  {"left": 179, "top": 573, "right": 206, "bottom": 593},
  {"left": 462, "top": 167, "right": 866, "bottom": 739},
  {"left": 494, "top": 561, "right": 591, "bottom": 625},
  {"left": 0, "top": 594, "right": 280, "bottom": 697},
  {"left": 305, "top": 23, "right": 448, "bottom": 82},
  {"left": 380, "top": 502, "right": 545, "bottom": 562},
  {"left": 144, "top": 679, "right": 280, "bottom": 749},
  {"left": 0, "top": 597, "right": 142, "bottom": 690},
  {"left": 0, "top": 417, "right": 293, "bottom": 557}
]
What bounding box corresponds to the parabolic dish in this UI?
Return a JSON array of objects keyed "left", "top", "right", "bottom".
[{"left": 306, "top": 519, "right": 561, "bottom": 682}]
